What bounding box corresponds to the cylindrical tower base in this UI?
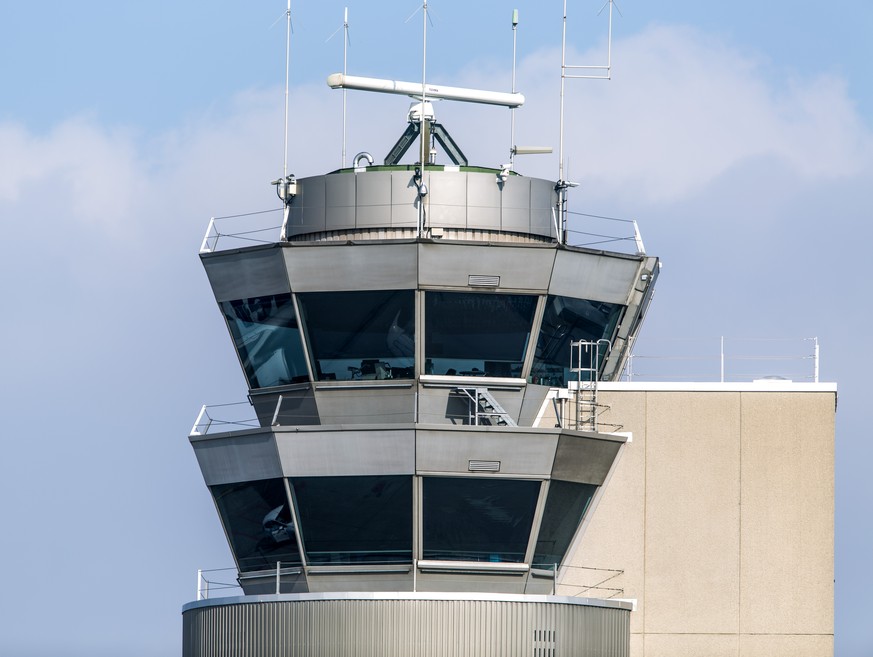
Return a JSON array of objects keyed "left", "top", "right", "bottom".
[{"left": 182, "top": 592, "right": 631, "bottom": 657}]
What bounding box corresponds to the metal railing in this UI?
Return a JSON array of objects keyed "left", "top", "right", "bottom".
[
  {"left": 624, "top": 336, "right": 820, "bottom": 383},
  {"left": 190, "top": 402, "right": 261, "bottom": 436},
  {"left": 200, "top": 210, "right": 283, "bottom": 254},
  {"left": 564, "top": 211, "right": 645, "bottom": 255}
]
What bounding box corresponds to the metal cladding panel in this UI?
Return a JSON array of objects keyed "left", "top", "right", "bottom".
[
  {"left": 530, "top": 178, "right": 558, "bottom": 238},
  {"left": 390, "top": 172, "right": 420, "bottom": 228},
  {"left": 289, "top": 175, "right": 326, "bottom": 235},
  {"left": 191, "top": 431, "right": 282, "bottom": 486},
  {"left": 324, "top": 173, "right": 356, "bottom": 230},
  {"left": 426, "top": 170, "right": 467, "bottom": 228},
  {"left": 418, "top": 242, "right": 555, "bottom": 291},
  {"left": 313, "top": 386, "right": 416, "bottom": 425},
  {"left": 355, "top": 171, "right": 392, "bottom": 228},
  {"left": 182, "top": 596, "right": 630, "bottom": 657},
  {"left": 275, "top": 427, "right": 415, "bottom": 476},
  {"left": 501, "top": 176, "right": 532, "bottom": 234},
  {"left": 252, "top": 389, "right": 320, "bottom": 426},
  {"left": 519, "top": 384, "right": 553, "bottom": 427},
  {"left": 283, "top": 243, "right": 418, "bottom": 291},
  {"left": 551, "top": 433, "right": 625, "bottom": 485},
  {"left": 467, "top": 171, "right": 501, "bottom": 230},
  {"left": 549, "top": 250, "right": 643, "bottom": 305},
  {"left": 202, "top": 246, "right": 289, "bottom": 303},
  {"left": 416, "top": 427, "right": 559, "bottom": 476}
]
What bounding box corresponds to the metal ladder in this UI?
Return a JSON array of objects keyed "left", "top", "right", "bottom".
[
  {"left": 454, "top": 388, "right": 517, "bottom": 426},
  {"left": 570, "top": 339, "right": 611, "bottom": 432}
]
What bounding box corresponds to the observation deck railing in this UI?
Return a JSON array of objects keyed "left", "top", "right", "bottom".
[
  {"left": 193, "top": 562, "right": 623, "bottom": 601},
  {"left": 624, "top": 336, "right": 821, "bottom": 383},
  {"left": 198, "top": 208, "right": 645, "bottom": 255}
]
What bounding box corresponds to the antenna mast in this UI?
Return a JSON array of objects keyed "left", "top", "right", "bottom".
[
  {"left": 510, "top": 9, "right": 519, "bottom": 168},
  {"left": 275, "top": 0, "right": 297, "bottom": 241},
  {"left": 557, "top": 0, "right": 616, "bottom": 244},
  {"left": 342, "top": 7, "right": 349, "bottom": 168},
  {"left": 283, "top": 0, "right": 291, "bottom": 180}
]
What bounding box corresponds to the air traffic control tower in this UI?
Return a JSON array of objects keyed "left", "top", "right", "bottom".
[{"left": 181, "top": 73, "right": 660, "bottom": 656}]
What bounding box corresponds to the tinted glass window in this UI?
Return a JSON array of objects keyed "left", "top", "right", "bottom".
[
  {"left": 533, "top": 480, "right": 597, "bottom": 569},
  {"left": 221, "top": 293, "right": 309, "bottom": 389},
  {"left": 529, "top": 296, "right": 623, "bottom": 386},
  {"left": 423, "top": 477, "right": 540, "bottom": 562},
  {"left": 296, "top": 290, "right": 415, "bottom": 381},
  {"left": 425, "top": 292, "right": 536, "bottom": 377},
  {"left": 212, "top": 479, "right": 301, "bottom": 572},
  {"left": 290, "top": 475, "right": 412, "bottom": 564}
]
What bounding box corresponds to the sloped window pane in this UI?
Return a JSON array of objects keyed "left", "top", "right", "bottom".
[
  {"left": 222, "top": 293, "right": 309, "bottom": 389},
  {"left": 291, "top": 475, "right": 412, "bottom": 564},
  {"left": 212, "top": 479, "right": 301, "bottom": 573},
  {"left": 529, "top": 295, "right": 623, "bottom": 387},
  {"left": 297, "top": 290, "right": 415, "bottom": 381},
  {"left": 423, "top": 477, "right": 540, "bottom": 562},
  {"left": 425, "top": 292, "right": 536, "bottom": 377}
]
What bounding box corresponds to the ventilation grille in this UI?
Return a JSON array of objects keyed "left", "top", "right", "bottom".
[
  {"left": 468, "top": 274, "right": 500, "bottom": 287},
  {"left": 532, "top": 629, "right": 556, "bottom": 657},
  {"left": 468, "top": 460, "right": 501, "bottom": 472}
]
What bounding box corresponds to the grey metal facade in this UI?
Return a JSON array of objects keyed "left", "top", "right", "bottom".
[{"left": 182, "top": 594, "right": 631, "bottom": 657}]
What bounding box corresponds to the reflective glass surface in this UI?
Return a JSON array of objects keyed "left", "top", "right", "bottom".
[
  {"left": 529, "top": 295, "right": 623, "bottom": 386},
  {"left": 221, "top": 294, "right": 309, "bottom": 389},
  {"left": 290, "top": 475, "right": 412, "bottom": 564},
  {"left": 533, "top": 480, "right": 597, "bottom": 569},
  {"left": 296, "top": 290, "right": 415, "bottom": 381},
  {"left": 423, "top": 477, "right": 540, "bottom": 562},
  {"left": 212, "top": 479, "right": 301, "bottom": 572},
  {"left": 425, "top": 292, "right": 537, "bottom": 377}
]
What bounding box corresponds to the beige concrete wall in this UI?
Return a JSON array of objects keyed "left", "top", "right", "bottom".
[{"left": 561, "top": 387, "right": 835, "bottom": 657}]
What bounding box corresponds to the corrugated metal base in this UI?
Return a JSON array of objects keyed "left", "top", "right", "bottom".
[{"left": 182, "top": 594, "right": 630, "bottom": 657}]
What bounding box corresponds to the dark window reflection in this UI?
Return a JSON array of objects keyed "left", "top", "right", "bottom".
[
  {"left": 290, "top": 475, "right": 412, "bottom": 564},
  {"left": 529, "top": 295, "right": 623, "bottom": 387},
  {"left": 533, "top": 480, "right": 597, "bottom": 569},
  {"left": 425, "top": 292, "right": 536, "bottom": 377},
  {"left": 423, "top": 477, "right": 540, "bottom": 562},
  {"left": 212, "top": 479, "right": 301, "bottom": 573},
  {"left": 221, "top": 294, "right": 309, "bottom": 389},
  {"left": 296, "top": 290, "right": 415, "bottom": 381}
]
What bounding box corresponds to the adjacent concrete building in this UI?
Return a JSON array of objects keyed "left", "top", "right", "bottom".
[{"left": 559, "top": 383, "right": 836, "bottom": 657}]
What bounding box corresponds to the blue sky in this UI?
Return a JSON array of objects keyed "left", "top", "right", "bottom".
[{"left": 1, "top": 1, "right": 870, "bottom": 655}]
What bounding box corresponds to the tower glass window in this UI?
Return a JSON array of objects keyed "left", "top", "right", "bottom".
[
  {"left": 529, "top": 295, "right": 623, "bottom": 387},
  {"left": 212, "top": 479, "right": 301, "bottom": 573},
  {"left": 422, "top": 477, "right": 540, "bottom": 562},
  {"left": 424, "top": 292, "right": 537, "bottom": 377},
  {"left": 532, "top": 480, "right": 597, "bottom": 569},
  {"left": 221, "top": 293, "right": 309, "bottom": 389},
  {"left": 290, "top": 475, "right": 413, "bottom": 564},
  {"left": 296, "top": 290, "right": 415, "bottom": 381}
]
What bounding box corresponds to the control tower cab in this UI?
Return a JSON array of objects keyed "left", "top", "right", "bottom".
[{"left": 183, "top": 70, "right": 659, "bottom": 657}]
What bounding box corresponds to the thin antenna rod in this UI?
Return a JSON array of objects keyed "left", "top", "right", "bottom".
[
  {"left": 283, "top": 0, "right": 291, "bottom": 179},
  {"left": 510, "top": 9, "right": 519, "bottom": 168},
  {"left": 342, "top": 7, "right": 349, "bottom": 168},
  {"left": 558, "top": 0, "right": 568, "bottom": 244},
  {"left": 559, "top": 0, "right": 567, "bottom": 186},
  {"left": 419, "top": 0, "right": 429, "bottom": 238}
]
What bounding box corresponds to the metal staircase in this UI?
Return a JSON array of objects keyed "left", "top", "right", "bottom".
[{"left": 454, "top": 388, "right": 517, "bottom": 426}]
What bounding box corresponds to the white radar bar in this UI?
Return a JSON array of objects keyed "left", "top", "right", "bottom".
[{"left": 327, "top": 73, "right": 525, "bottom": 108}]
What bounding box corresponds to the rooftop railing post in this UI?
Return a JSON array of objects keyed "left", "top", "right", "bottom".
[
  {"left": 814, "top": 337, "right": 820, "bottom": 383},
  {"left": 196, "top": 569, "right": 203, "bottom": 601},
  {"left": 276, "top": 561, "right": 281, "bottom": 595},
  {"left": 720, "top": 336, "right": 725, "bottom": 382}
]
